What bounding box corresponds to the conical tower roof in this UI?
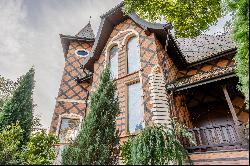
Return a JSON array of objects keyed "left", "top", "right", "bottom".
[{"left": 76, "top": 22, "right": 95, "bottom": 39}]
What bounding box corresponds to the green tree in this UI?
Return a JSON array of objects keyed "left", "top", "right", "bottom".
[
  {"left": 121, "top": 120, "right": 195, "bottom": 165},
  {"left": 227, "top": 0, "right": 249, "bottom": 108},
  {"left": 0, "top": 122, "right": 58, "bottom": 165},
  {"left": 0, "top": 67, "right": 35, "bottom": 142},
  {"left": 124, "top": 0, "right": 249, "bottom": 107},
  {"left": 21, "top": 130, "right": 58, "bottom": 165},
  {"left": 0, "top": 75, "right": 18, "bottom": 109},
  {"left": 62, "top": 67, "right": 120, "bottom": 165},
  {"left": 0, "top": 122, "right": 23, "bottom": 165}
]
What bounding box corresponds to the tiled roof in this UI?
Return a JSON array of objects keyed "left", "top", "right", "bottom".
[
  {"left": 75, "top": 22, "right": 95, "bottom": 39},
  {"left": 176, "top": 32, "right": 236, "bottom": 64}
]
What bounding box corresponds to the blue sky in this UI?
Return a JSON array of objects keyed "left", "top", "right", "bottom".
[{"left": 0, "top": 0, "right": 229, "bottom": 130}]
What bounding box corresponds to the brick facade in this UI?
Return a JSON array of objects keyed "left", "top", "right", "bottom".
[
  {"left": 50, "top": 41, "right": 93, "bottom": 133},
  {"left": 50, "top": 4, "right": 249, "bottom": 164}
]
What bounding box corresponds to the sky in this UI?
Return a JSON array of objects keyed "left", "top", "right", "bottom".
[{"left": 0, "top": 0, "right": 229, "bottom": 130}]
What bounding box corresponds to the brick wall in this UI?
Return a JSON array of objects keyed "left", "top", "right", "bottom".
[
  {"left": 189, "top": 150, "right": 249, "bottom": 165},
  {"left": 50, "top": 41, "right": 93, "bottom": 133},
  {"left": 91, "top": 18, "right": 179, "bottom": 137}
]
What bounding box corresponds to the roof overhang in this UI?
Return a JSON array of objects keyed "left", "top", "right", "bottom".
[
  {"left": 167, "top": 70, "right": 237, "bottom": 92},
  {"left": 82, "top": 2, "right": 172, "bottom": 71},
  {"left": 60, "top": 34, "right": 95, "bottom": 58}
]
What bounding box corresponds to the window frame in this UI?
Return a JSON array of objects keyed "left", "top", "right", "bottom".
[
  {"left": 56, "top": 113, "right": 83, "bottom": 142},
  {"left": 75, "top": 49, "right": 89, "bottom": 57},
  {"left": 125, "top": 79, "right": 144, "bottom": 135},
  {"left": 126, "top": 35, "right": 140, "bottom": 74}
]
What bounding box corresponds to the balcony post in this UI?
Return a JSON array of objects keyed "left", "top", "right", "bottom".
[
  {"left": 222, "top": 84, "right": 244, "bottom": 144},
  {"left": 222, "top": 85, "right": 240, "bottom": 126}
]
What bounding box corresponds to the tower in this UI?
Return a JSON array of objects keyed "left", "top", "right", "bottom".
[{"left": 50, "top": 21, "right": 94, "bottom": 150}]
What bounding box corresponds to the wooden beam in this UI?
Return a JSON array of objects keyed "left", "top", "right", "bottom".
[{"left": 222, "top": 85, "right": 240, "bottom": 126}]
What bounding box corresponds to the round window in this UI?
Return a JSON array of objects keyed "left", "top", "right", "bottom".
[{"left": 76, "top": 50, "right": 88, "bottom": 57}]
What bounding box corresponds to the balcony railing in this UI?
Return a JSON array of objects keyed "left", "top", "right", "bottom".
[{"left": 182, "top": 123, "right": 248, "bottom": 152}]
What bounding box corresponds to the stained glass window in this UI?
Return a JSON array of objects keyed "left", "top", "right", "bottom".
[
  {"left": 127, "top": 36, "right": 140, "bottom": 74},
  {"left": 110, "top": 45, "right": 118, "bottom": 79},
  {"left": 128, "top": 83, "right": 144, "bottom": 132}
]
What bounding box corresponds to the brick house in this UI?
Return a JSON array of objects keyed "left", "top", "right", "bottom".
[{"left": 50, "top": 2, "right": 249, "bottom": 165}]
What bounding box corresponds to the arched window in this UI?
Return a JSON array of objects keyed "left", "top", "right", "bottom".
[
  {"left": 127, "top": 36, "right": 140, "bottom": 74},
  {"left": 109, "top": 45, "right": 118, "bottom": 79}
]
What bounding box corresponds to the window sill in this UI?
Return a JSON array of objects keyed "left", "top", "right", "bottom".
[
  {"left": 114, "top": 70, "right": 140, "bottom": 81},
  {"left": 120, "top": 130, "right": 140, "bottom": 139}
]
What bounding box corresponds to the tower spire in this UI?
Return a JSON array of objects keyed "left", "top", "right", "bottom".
[
  {"left": 89, "top": 16, "right": 91, "bottom": 24},
  {"left": 75, "top": 20, "right": 95, "bottom": 39}
]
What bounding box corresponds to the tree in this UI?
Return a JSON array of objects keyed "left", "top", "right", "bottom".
[
  {"left": 62, "top": 67, "right": 120, "bottom": 165},
  {"left": 0, "top": 67, "right": 35, "bottom": 142},
  {"left": 124, "top": 0, "right": 249, "bottom": 108},
  {"left": 20, "top": 130, "right": 58, "bottom": 165},
  {"left": 124, "top": 0, "right": 223, "bottom": 38},
  {"left": 0, "top": 122, "right": 58, "bottom": 165},
  {"left": 121, "top": 119, "right": 195, "bottom": 165},
  {"left": 0, "top": 75, "right": 18, "bottom": 109},
  {"left": 227, "top": 0, "right": 249, "bottom": 108},
  {"left": 0, "top": 122, "right": 23, "bottom": 165}
]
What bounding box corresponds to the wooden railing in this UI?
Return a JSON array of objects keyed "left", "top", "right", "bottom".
[{"left": 182, "top": 123, "right": 248, "bottom": 152}]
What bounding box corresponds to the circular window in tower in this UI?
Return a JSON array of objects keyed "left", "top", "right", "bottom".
[{"left": 75, "top": 49, "right": 89, "bottom": 57}]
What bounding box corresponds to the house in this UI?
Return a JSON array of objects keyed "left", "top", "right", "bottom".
[{"left": 50, "top": 2, "right": 249, "bottom": 165}]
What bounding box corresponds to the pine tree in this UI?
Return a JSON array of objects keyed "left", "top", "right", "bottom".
[
  {"left": 0, "top": 67, "right": 35, "bottom": 143},
  {"left": 62, "top": 67, "right": 120, "bottom": 165}
]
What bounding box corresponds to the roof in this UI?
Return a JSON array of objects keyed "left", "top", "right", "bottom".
[
  {"left": 76, "top": 22, "right": 95, "bottom": 39},
  {"left": 176, "top": 32, "right": 236, "bottom": 64},
  {"left": 167, "top": 65, "right": 236, "bottom": 92},
  {"left": 59, "top": 23, "right": 95, "bottom": 57},
  {"left": 82, "top": 2, "right": 172, "bottom": 71}
]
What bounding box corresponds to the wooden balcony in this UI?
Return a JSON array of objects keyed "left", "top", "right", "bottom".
[{"left": 182, "top": 123, "right": 249, "bottom": 153}]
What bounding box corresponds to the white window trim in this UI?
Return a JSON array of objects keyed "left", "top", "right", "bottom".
[
  {"left": 75, "top": 49, "right": 89, "bottom": 57},
  {"left": 55, "top": 113, "right": 83, "bottom": 138},
  {"left": 126, "top": 80, "right": 145, "bottom": 134}
]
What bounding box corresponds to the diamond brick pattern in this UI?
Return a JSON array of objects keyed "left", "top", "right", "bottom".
[
  {"left": 50, "top": 41, "right": 93, "bottom": 133},
  {"left": 91, "top": 18, "right": 180, "bottom": 135}
]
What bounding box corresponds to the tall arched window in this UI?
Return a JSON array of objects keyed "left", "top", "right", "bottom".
[
  {"left": 127, "top": 36, "right": 140, "bottom": 74},
  {"left": 109, "top": 45, "right": 118, "bottom": 79}
]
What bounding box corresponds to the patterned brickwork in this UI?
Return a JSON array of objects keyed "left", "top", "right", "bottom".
[
  {"left": 174, "top": 54, "right": 235, "bottom": 88},
  {"left": 91, "top": 18, "right": 177, "bottom": 136},
  {"left": 50, "top": 41, "right": 93, "bottom": 132},
  {"left": 232, "top": 94, "right": 249, "bottom": 123},
  {"left": 171, "top": 94, "right": 193, "bottom": 128}
]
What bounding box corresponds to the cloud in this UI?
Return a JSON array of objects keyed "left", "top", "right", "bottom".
[
  {"left": 0, "top": 0, "right": 228, "bottom": 130},
  {"left": 0, "top": 0, "right": 122, "bottom": 129}
]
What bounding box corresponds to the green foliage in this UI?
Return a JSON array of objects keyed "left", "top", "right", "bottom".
[
  {"left": 21, "top": 130, "right": 59, "bottom": 165},
  {"left": 227, "top": 0, "right": 249, "bottom": 108},
  {"left": 62, "top": 67, "right": 120, "bottom": 165},
  {"left": 121, "top": 120, "right": 195, "bottom": 165},
  {"left": 0, "top": 122, "right": 58, "bottom": 165},
  {"left": 0, "top": 67, "right": 35, "bottom": 143},
  {"left": 124, "top": 0, "right": 249, "bottom": 108},
  {"left": 0, "top": 122, "right": 23, "bottom": 165},
  {"left": 124, "top": 0, "right": 223, "bottom": 38},
  {"left": 0, "top": 75, "right": 18, "bottom": 110}
]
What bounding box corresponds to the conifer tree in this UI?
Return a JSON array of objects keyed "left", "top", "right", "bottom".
[
  {"left": 62, "top": 67, "right": 120, "bottom": 165},
  {"left": 0, "top": 67, "right": 35, "bottom": 143}
]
